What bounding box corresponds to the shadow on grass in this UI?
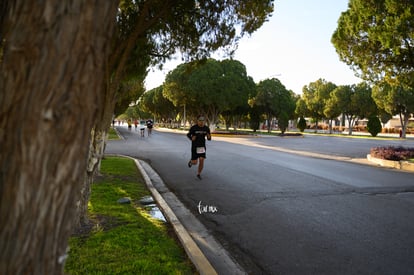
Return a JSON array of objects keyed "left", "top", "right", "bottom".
[{"left": 65, "top": 157, "right": 195, "bottom": 275}]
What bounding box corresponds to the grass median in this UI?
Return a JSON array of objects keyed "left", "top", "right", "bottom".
[{"left": 65, "top": 156, "right": 195, "bottom": 274}]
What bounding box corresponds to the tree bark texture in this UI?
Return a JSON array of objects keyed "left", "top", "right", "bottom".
[
  {"left": 76, "top": 126, "right": 107, "bottom": 228},
  {"left": 0, "top": 1, "right": 118, "bottom": 274},
  {"left": 75, "top": 56, "right": 119, "bottom": 229}
]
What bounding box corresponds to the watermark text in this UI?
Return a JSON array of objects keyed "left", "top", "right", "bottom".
[{"left": 198, "top": 201, "right": 218, "bottom": 214}]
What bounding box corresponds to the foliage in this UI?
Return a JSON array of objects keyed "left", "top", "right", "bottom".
[
  {"left": 163, "top": 58, "right": 256, "bottom": 127},
  {"left": 114, "top": 79, "right": 146, "bottom": 117},
  {"left": 372, "top": 82, "right": 414, "bottom": 138},
  {"left": 219, "top": 59, "right": 257, "bottom": 129},
  {"left": 366, "top": 116, "right": 382, "bottom": 137},
  {"left": 295, "top": 98, "right": 308, "bottom": 118},
  {"left": 112, "top": 0, "right": 275, "bottom": 117},
  {"left": 379, "top": 110, "right": 393, "bottom": 126},
  {"left": 332, "top": 0, "right": 414, "bottom": 87},
  {"left": 107, "top": 127, "right": 120, "bottom": 140},
  {"left": 329, "top": 82, "right": 375, "bottom": 135},
  {"left": 278, "top": 111, "right": 289, "bottom": 134},
  {"left": 297, "top": 116, "right": 307, "bottom": 132},
  {"left": 370, "top": 146, "right": 414, "bottom": 161},
  {"left": 331, "top": 0, "right": 414, "bottom": 138},
  {"left": 138, "top": 86, "right": 177, "bottom": 122},
  {"left": 301, "top": 79, "right": 337, "bottom": 130},
  {"left": 115, "top": 0, "right": 274, "bottom": 84},
  {"left": 249, "top": 78, "right": 295, "bottom": 133},
  {"left": 65, "top": 157, "right": 194, "bottom": 274}
]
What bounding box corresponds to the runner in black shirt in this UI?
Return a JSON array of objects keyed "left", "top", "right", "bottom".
[
  {"left": 146, "top": 119, "right": 153, "bottom": 136},
  {"left": 187, "top": 115, "right": 211, "bottom": 179}
]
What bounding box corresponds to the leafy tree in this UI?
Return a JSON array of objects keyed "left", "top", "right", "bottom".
[
  {"left": 297, "top": 116, "right": 307, "bottom": 132},
  {"left": 278, "top": 111, "right": 290, "bottom": 134},
  {"left": 83, "top": 0, "right": 275, "bottom": 232},
  {"left": 288, "top": 90, "right": 301, "bottom": 126},
  {"left": 372, "top": 82, "right": 414, "bottom": 138},
  {"left": 0, "top": 2, "right": 119, "bottom": 274},
  {"left": 324, "top": 96, "right": 342, "bottom": 134},
  {"left": 332, "top": 0, "right": 414, "bottom": 86},
  {"left": 249, "top": 78, "right": 295, "bottom": 133},
  {"left": 367, "top": 115, "right": 382, "bottom": 137},
  {"left": 114, "top": 79, "right": 146, "bottom": 117},
  {"left": 330, "top": 85, "right": 355, "bottom": 134},
  {"left": 0, "top": 1, "right": 274, "bottom": 273},
  {"left": 163, "top": 58, "right": 255, "bottom": 130},
  {"left": 219, "top": 59, "right": 256, "bottom": 130},
  {"left": 379, "top": 109, "right": 393, "bottom": 128},
  {"left": 330, "top": 82, "right": 375, "bottom": 135},
  {"left": 138, "top": 86, "right": 177, "bottom": 123},
  {"left": 163, "top": 59, "right": 221, "bottom": 127},
  {"left": 301, "top": 79, "right": 337, "bottom": 132},
  {"left": 295, "top": 98, "right": 309, "bottom": 118},
  {"left": 332, "top": 0, "right": 414, "bottom": 137},
  {"left": 355, "top": 82, "right": 377, "bottom": 119},
  {"left": 248, "top": 104, "right": 263, "bottom": 132}
]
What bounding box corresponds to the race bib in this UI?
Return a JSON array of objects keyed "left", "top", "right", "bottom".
[{"left": 196, "top": 147, "right": 206, "bottom": 154}]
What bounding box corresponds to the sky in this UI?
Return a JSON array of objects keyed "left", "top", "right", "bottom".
[{"left": 144, "top": 0, "right": 361, "bottom": 95}]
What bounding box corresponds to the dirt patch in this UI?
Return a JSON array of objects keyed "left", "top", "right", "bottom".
[{"left": 72, "top": 215, "right": 129, "bottom": 238}]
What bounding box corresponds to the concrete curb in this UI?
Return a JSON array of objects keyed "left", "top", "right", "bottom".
[
  {"left": 367, "top": 154, "right": 414, "bottom": 172},
  {"left": 133, "top": 159, "right": 218, "bottom": 275},
  {"left": 111, "top": 126, "right": 124, "bottom": 140},
  {"left": 135, "top": 159, "right": 247, "bottom": 275}
]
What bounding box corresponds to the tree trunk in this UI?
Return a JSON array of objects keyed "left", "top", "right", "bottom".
[
  {"left": 328, "top": 119, "right": 333, "bottom": 134},
  {"left": 347, "top": 116, "right": 354, "bottom": 135},
  {"left": 267, "top": 114, "right": 272, "bottom": 133},
  {"left": 75, "top": 69, "right": 117, "bottom": 229},
  {"left": 399, "top": 112, "right": 409, "bottom": 139},
  {"left": 76, "top": 117, "right": 112, "bottom": 229},
  {"left": 0, "top": 1, "right": 118, "bottom": 274},
  {"left": 76, "top": 127, "right": 108, "bottom": 228}
]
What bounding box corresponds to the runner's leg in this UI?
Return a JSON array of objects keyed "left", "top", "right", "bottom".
[{"left": 198, "top": 157, "right": 204, "bottom": 175}]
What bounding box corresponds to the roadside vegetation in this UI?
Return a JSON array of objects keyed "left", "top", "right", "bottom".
[
  {"left": 370, "top": 147, "right": 414, "bottom": 162},
  {"left": 65, "top": 157, "right": 195, "bottom": 275},
  {"left": 108, "top": 127, "right": 120, "bottom": 140}
]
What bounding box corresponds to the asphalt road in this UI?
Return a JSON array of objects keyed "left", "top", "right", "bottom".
[{"left": 107, "top": 127, "right": 414, "bottom": 275}]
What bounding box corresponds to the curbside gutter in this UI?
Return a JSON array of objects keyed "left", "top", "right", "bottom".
[
  {"left": 367, "top": 154, "right": 414, "bottom": 172},
  {"left": 133, "top": 158, "right": 218, "bottom": 275}
]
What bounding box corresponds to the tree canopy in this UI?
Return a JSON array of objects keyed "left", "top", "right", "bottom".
[
  {"left": 138, "top": 85, "right": 177, "bottom": 123},
  {"left": 249, "top": 78, "right": 295, "bottom": 133},
  {"left": 332, "top": 0, "right": 414, "bottom": 87},
  {"left": 372, "top": 82, "right": 414, "bottom": 137},
  {"left": 330, "top": 82, "right": 375, "bottom": 135},
  {"left": 163, "top": 58, "right": 255, "bottom": 128},
  {"left": 0, "top": 1, "right": 275, "bottom": 273},
  {"left": 332, "top": 0, "right": 414, "bottom": 137},
  {"left": 301, "top": 79, "right": 337, "bottom": 131}
]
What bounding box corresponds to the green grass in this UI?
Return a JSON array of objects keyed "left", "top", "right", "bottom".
[
  {"left": 65, "top": 157, "right": 195, "bottom": 275},
  {"left": 108, "top": 127, "right": 120, "bottom": 140}
]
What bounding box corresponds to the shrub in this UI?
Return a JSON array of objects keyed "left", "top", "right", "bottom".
[
  {"left": 370, "top": 146, "right": 414, "bottom": 161},
  {"left": 367, "top": 116, "right": 382, "bottom": 137},
  {"left": 278, "top": 111, "right": 289, "bottom": 134},
  {"left": 297, "top": 116, "right": 307, "bottom": 132}
]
